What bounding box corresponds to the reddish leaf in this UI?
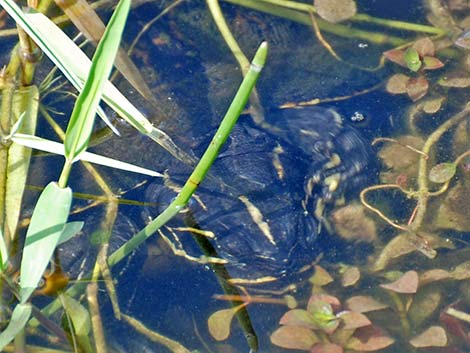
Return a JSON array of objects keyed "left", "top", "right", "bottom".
[
  {"left": 270, "top": 326, "right": 319, "bottom": 350},
  {"left": 208, "top": 304, "right": 244, "bottom": 341},
  {"left": 422, "top": 56, "right": 444, "bottom": 70},
  {"left": 314, "top": 0, "right": 356, "bottom": 23},
  {"left": 345, "top": 296, "right": 388, "bottom": 313},
  {"left": 412, "top": 37, "right": 435, "bottom": 57},
  {"left": 311, "top": 343, "right": 343, "bottom": 353},
  {"left": 310, "top": 265, "right": 334, "bottom": 286},
  {"left": 409, "top": 326, "right": 448, "bottom": 347},
  {"left": 419, "top": 269, "right": 451, "bottom": 286},
  {"left": 440, "top": 304, "right": 470, "bottom": 344},
  {"left": 380, "top": 271, "right": 419, "bottom": 293},
  {"left": 347, "top": 326, "right": 395, "bottom": 351},
  {"left": 308, "top": 294, "right": 341, "bottom": 313},
  {"left": 280, "top": 309, "right": 316, "bottom": 329},
  {"left": 386, "top": 74, "right": 409, "bottom": 94},
  {"left": 406, "top": 76, "right": 429, "bottom": 101},
  {"left": 383, "top": 49, "right": 407, "bottom": 67},
  {"left": 338, "top": 311, "right": 371, "bottom": 329},
  {"left": 341, "top": 266, "right": 361, "bottom": 287}
]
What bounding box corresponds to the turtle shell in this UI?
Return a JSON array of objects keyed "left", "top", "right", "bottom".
[{"left": 145, "top": 107, "right": 373, "bottom": 284}]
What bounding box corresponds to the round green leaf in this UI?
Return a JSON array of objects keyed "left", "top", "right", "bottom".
[
  {"left": 429, "top": 163, "right": 456, "bottom": 183},
  {"left": 404, "top": 47, "right": 422, "bottom": 72}
]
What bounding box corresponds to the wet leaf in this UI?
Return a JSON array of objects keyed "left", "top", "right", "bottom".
[
  {"left": 451, "top": 261, "right": 470, "bottom": 280},
  {"left": 419, "top": 269, "right": 451, "bottom": 286},
  {"left": 341, "top": 266, "right": 361, "bottom": 287},
  {"left": 409, "top": 287, "right": 442, "bottom": 327},
  {"left": 314, "top": 0, "right": 357, "bottom": 23},
  {"left": 308, "top": 300, "right": 338, "bottom": 330},
  {"left": 383, "top": 49, "right": 407, "bottom": 67},
  {"left": 311, "top": 343, "right": 344, "bottom": 353},
  {"left": 280, "top": 309, "right": 316, "bottom": 329},
  {"left": 345, "top": 296, "right": 388, "bottom": 313},
  {"left": 331, "top": 204, "right": 377, "bottom": 243},
  {"left": 308, "top": 294, "right": 342, "bottom": 313},
  {"left": 380, "top": 271, "right": 419, "bottom": 294},
  {"left": 455, "top": 28, "right": 470, "bottom": 49},
  {"left": 422, "top": 96, "right": 445, "bottom": 114},
  {"left": 378, "top": 135, "right": 425, "bottom": 184},
  {"left": 346, "top": 326, "right": 395, "bottom": 351},
  {"left": 338, "top": 311, "right": 371, "bottom": 329},
  {"left": 310, "top": 265, "right": 334, "bottom": 287},
  {"left": 208, "top": 304, "right": 245, "bottom": 341},
  {"left": 436, "top": 182, "right": 470, "bottom": 232},
  {"left": 406, "top": 76, "right": 429, "bottom": 101},
  {"left": 270, "top": 326, "right": 319, "bottom": 350},
  {"left": 438, "top": 73, "right": 470, "bottom": 87},
  {"left": 412, "top": 37, "right": 435, "bottom": 57},
  {"left": 429, "top": 162, "right": 456, "bottom": 183},
  {"left": 404, "top": 47, "right": 422, "bottom": 71},
  {"left": 422, "top": 56, "right": 444, "bottom": 70},
  {"left": 409, "top": 326, "right": 447, "bottom": 347},
  {"left": 385, "top": 73, "right": 409, "bottom": 94}
]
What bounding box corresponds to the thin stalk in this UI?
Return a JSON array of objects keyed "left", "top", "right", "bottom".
[
  {"left": 206, "top": 0, "right": 265, "bottom": 126},
  {"left": 411, "top": 104, "right": 470, "bottom": 231},
  {"left": 33, "top": 41, "right": 268, "bottom": 325}
]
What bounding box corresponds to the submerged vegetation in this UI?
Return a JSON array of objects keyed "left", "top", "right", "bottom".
[{"left": 1, "top": 0, "right": 470, "bottom": 352}]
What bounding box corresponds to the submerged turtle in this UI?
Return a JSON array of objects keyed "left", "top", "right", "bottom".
[{"left": 145, "top": 107, "right": 373, "bottom": 285}]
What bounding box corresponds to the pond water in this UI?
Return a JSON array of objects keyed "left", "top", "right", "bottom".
[{"left": 10, "top": 0, "right": 470, "bottom": 352}]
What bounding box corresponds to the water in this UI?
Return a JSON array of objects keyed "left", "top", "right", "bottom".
[{"left": 15, "top": 0, "right": 470, "bottom": 352}]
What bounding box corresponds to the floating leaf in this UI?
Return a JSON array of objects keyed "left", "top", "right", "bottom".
[
  {"left": 439, "top": 74, "right": 470, "bottom": 87},
  {"left": 314, "top": 0, "right": 357, "bottom": 23},
  {"left": 412, "top": 37, "right": 435, "bottom": 57},
  {"left": 429, "top": 162, "right": 456, "bottom": 183},
  {"left": 380, "top": 271, "right": 418, "bottom": 294},
  {"left": 436, "top": 182, "right": 470, "bottom": 232},
  {"left": 345, "top": 296, "right": 388, "bottom": 313},
  {"left": 450, "top": 261, "right": 470, "bottom": 280},
  {"left": 422, "top": 56, "right": 444, "bottom": 70},
  {"left": 279, "top": 309, "right": 316, "bottom": 329},
  {"left": 386, "top": 73, "right": 409, "bottom": 94},
  {"left": 419, "top": 269, "right": 451, "bottom": 286},
  {"left": 404, "top": 47, "right": 422, "bottom": 72},
  {"left": 270, "top": 326, "right": 319, "bottom": 350},
  {"left": 407, "top": 76, "right": 429, "bottom": 101},
  {"left": 455, "top": 28, "right": 470, "bottom": 49},
  {"left": 310, "top": 265, "right": 334, "bottom": 287},
  {"left": 331, "top": 204, "right": 377, "bottom": 243},
  {"left": 410, "top": 326, "right": 447, "bottom": 347},
  {"left": 338, "top": 311, "right": 371, "bottom": 329},
  {"left": 311, "top": 343, "right": 344, "bottom": 353},
  {"left": 308, "top": 300, "right": 338, "bottom": 330},
  {"left": 422, "top": 96, "right": 445, "bottom": 114},
  {"left": 208, "top": 304, "right": 245, "bottom": 341},
  {"left": 341, "top": 266, "right": 361, "bottom": 287},
  {"left": 383, "top": 49, "right": 407, "bottom": 67},
  {"left": 409, "top": 287, "right": 442, "bottom": 327},
  {"left": 308, "top": 294, "right": 341, "bottom": 313},
  {"left": 346, "top": 326, "right": 395, "bottom": 351}
]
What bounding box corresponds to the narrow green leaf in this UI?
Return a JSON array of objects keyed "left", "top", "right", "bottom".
[
  {"left": 64, "top": 0, "right": 130, "bottom": 161},
  {"left": 61, "top": 294, "right": 94, "bottom": 352},
  {"left": 6, "top": 86, "right": 38, "bottom": 243},
  {"left": 58, "top": 221, "right": 84, "bottom": 245},
  {"left": 11, "top": 133, "right": 163, "bottom": 177},
  {"left": 0, "top": 303, "right": 32, "bottom": 350},
  {"left": 0, "top": 228, "right": 8, "bottom": 271},
  {"left": 20, "top": 182, "right": 72, "bottom": 302}
]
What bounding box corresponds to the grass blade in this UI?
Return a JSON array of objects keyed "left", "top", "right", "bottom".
[
  {"left": 0, "top": 303, "right": 32, "bottom": 351},
  {"left": 19, "top": 182, "right": 72, "bottom": 302},
  {"left": 63, "top": 0, "right": 130, "bottom": 161}
]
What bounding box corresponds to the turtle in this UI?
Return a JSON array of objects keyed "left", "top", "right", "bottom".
[{"left": 144, "top": 106, "right": 373, "bottom": 285}]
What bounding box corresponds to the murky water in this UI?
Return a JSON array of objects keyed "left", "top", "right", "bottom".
[{"left": 15, "top": 0, "right": 470, "bottom": 352}]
